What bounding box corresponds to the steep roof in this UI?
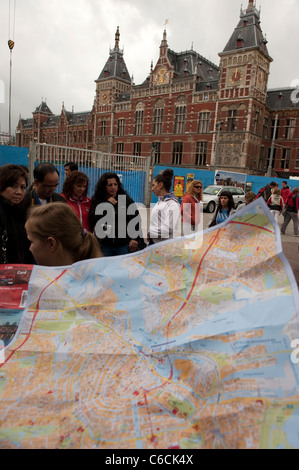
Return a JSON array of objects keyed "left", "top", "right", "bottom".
[
  {"left": 267, "top": 88, "right": 299, "bottom": 110},
  {"left": 221, "top": 0, "right": 271, "bottom": 59},
  {"left": 168, "top": 49, "right": 219, "bottom": 80},
  {"left": 96, "top": 27, "right": 131, "bottom": 83},
  {"left": 33, "top": 101, "right": 53, "bottom": 115}
]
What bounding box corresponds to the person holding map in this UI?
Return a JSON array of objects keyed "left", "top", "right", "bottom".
[
  {"left": 148, "top": 168, "right": 181, "bottom": 244},
  {"left": 89, "top": 172, "right": 145, "bottom": 257},
  {"left": 0, "top": 164, "right": 29, "bottom": 264},
  {"left": 181, "top": 179, "right": 203, "bottom": 235},
  {"left": 25, "top": 203, "right": 101, "bottom": 266},
  {"left": 208, "top": 190, "right": 236, "bottom": 227}
]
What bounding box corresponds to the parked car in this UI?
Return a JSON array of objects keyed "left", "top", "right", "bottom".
[{"left": 202, "top": 185, "right": 245, "bottom": 213}]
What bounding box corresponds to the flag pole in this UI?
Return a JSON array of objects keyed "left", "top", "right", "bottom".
[{"left": 8, "top": 39, "right": 14, "bottom": 143}]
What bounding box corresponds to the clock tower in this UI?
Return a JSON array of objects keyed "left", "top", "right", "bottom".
[
  {"left": 94, "top": 27, "right": 132, "bottom": 152},
  {"left": 214, "top": 0, "right": 273, "bottom": 172}
]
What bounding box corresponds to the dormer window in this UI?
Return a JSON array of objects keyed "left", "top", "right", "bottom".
[
  {"left": 236, "top": 35, "right": 244, "bottom": 48},
  {"left": 243, "top": 20, "right": 248, "bottom": 27}
]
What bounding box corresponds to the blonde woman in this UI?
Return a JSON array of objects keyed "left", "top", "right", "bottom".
[
  {"left": 266, "top": 186, "right": 284, "bottom": 223},
  {"left": 25, "top": 203, "right": 102, "bottom": 266},
  {"left": 181, "top": 180, "right": 203, "bottom": 234}
]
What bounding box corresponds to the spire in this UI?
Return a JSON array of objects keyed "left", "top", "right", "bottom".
[
  {"left": 221, "top": 0, "right": 271, "bottom": 59},
  {"left": 159, "top": 29, "right": 169, "bottom": 58},
  {"left": 115, "top": 26, "right": 120, "bottom": 51},
  {"left": 160, "top": 29, "right": 168, "bottom": 48},
  {"left": 247, "top": 0, "right": 255, "bottom": 12},
  {"left": 96, "top": 27, "right": 131, "bottom": 83}
]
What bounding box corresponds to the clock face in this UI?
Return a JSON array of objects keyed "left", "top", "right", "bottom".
[
  {"left": 101, "top": 91, "right": 109, "bottom": 104},
  {"left": 229, "top": 67, "right": 245, "bottom": 85}
]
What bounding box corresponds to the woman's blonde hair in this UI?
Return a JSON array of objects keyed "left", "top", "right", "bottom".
[
  {"left": 272, "top": 187, "right": 281, "bottom": 195},
  {"left": 185, "top": 180, "right": 203, "bottom": 200},
  {"left": 25, "top": 203, "right": 101, "bottom": 262}
]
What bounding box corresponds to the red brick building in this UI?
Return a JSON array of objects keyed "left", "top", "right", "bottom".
[{"left": 16, "top": 0, "right": 299, "bottom": 177}]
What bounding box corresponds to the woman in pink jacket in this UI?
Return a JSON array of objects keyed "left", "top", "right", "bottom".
[{"left": 62, "top": 171, "right": 91, "bottom": 232}]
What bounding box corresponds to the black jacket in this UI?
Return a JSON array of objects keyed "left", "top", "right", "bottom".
[
  {"left": 0, "top": 196, "right": 30, "bottom": 264},
  {"left": 20, "top": 189, "right": 66, "bottom": 217},
  {"left": 89, "top": 193, "right": 145, "bottom": 248}
]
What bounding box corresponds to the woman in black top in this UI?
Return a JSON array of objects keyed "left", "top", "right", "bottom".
[
  {"left": 89, "top": 172, "right": 145, "bottom": 257},
  {"left": 0, "top": 164, "right": 29, "bottom": 264}
]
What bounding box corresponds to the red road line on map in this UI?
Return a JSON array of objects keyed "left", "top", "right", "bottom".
[
  {"left": 146, "top": 229, "right": 221, "bottom": 392},
  {"left": 141, "top": 231, "right": 221, "bottom": 444},
  {"left": 0, "top": 270, "right": 67, "bottom": 368},
  {"left": 230, "top": 220, "right": 274, "bottom": 234},
  {"left": 167, "top": 229, "right": 221, "bottom": 332}
]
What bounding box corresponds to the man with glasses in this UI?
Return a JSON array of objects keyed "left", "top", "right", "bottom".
[{"left": 21, "top": 163, "right": 65, "bottom": 215}]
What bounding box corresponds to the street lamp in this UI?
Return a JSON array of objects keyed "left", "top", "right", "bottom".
[{"left": 214, "top": 121, "right": 223, "bottom": 173}]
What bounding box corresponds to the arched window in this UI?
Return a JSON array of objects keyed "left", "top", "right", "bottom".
[
  {"left": 134, "top": 101, "right": 145, "bottom": 136},
  {"left": 174, "top": 96, "right": 187, "bottom": 134},
  {"left": 153, "top": 99, "right": 164, "bottom": 135}
]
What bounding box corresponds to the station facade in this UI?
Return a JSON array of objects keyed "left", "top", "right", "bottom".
[{"left": 16, "top": 1, "right": 299, "bottom": 177}]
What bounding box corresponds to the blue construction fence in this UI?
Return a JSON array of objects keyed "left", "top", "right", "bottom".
[
  {"left": 0, "top": 145, "right": 29, "bottom": 167},
  {"left": 151, "top": 165, "right": 299, "bottom": 204},
  {"left": 1, "top": 146, "right": 299, "bottom": 205}
]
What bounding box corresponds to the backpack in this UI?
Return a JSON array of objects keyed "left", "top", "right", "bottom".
[
  {"left": 257, "top": 185, "right": 271, "bottom": 201},
  {"left": 287, "top": 195, "right": 298, "bottom": 212}
]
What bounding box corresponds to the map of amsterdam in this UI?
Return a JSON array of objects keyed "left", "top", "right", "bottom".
[{"left": 0, "top": 199, "right": 299, "bottom": 449}]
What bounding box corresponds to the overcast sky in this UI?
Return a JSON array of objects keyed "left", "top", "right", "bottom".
[{"left": 1, "top": 0, "right": 299, "bottom": 136}]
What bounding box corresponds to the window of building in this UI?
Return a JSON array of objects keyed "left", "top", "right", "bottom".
[
  {"left": 134, "top": 102, "right": 145, "bottom": 136},
  {"left": 152, "top": 142, "right": 161, "bottom": 164},
  {"left": 195, "top": 141, "right": 208, "bottom": 166},
  {"left": 253, "top": 108, "right": 260, "bottom": 134},
  {"left": 281, "top": 148, "right": 291, "bottom": 169},
  {"left": 133, "top": 142, "right": 141, "bottom": 156},
  {"left": 227, "top": 109, "right": 237, "bottom": 132},
  {"left": 153, "top": 107, "right": 164, "bottom": 135},
  {"left": 73, "top": 131, "right": 77, "bottom": 143},
  {"left": 134, "top": 110, "right": 144, "bottom": 136},
  {"left": 116, "top": 142, "right": 124, "bottom": 155},
  {"left": 258, "top": 146, "right": 266, "bottom": 171},
  {"left": 271, "top": 119, "right": 280, "bottom": 139},
  {"left": 295, "top": 149, "right": 299, "bottom": 169},
  {"left": 172, "top": 142, "right": 183, "bottom": 165},
  {"left": 263, "top": 117, "right": 269, "bottom": 139},
  {"left": 117, "top": 119, "right": 125, "bottom": 137},
  {"left": 285, "top": 118, "right": 296, "bottom": 139},
  {"left": 198, "top": 112, "right": 210, "bottom": 133},
  {"left": 266, "top": 148, "right": 276, "bottom": 170},
  {"left": 174, "top": 105, "right": 186, "bottom": 134},
  {"left": 88, "top": 130, "right": 92, "bottom": 142},
  {"left": 100, "top": 120, "right": 106, "bottom": 136}
]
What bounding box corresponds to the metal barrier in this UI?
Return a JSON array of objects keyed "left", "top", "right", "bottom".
[{"left": 29, "top": 142, "right": 151, "bottom": 205}]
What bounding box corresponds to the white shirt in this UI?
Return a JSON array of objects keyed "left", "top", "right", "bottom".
[{"left": 149, "top": 195, "right": 181, "bottom": 243}]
